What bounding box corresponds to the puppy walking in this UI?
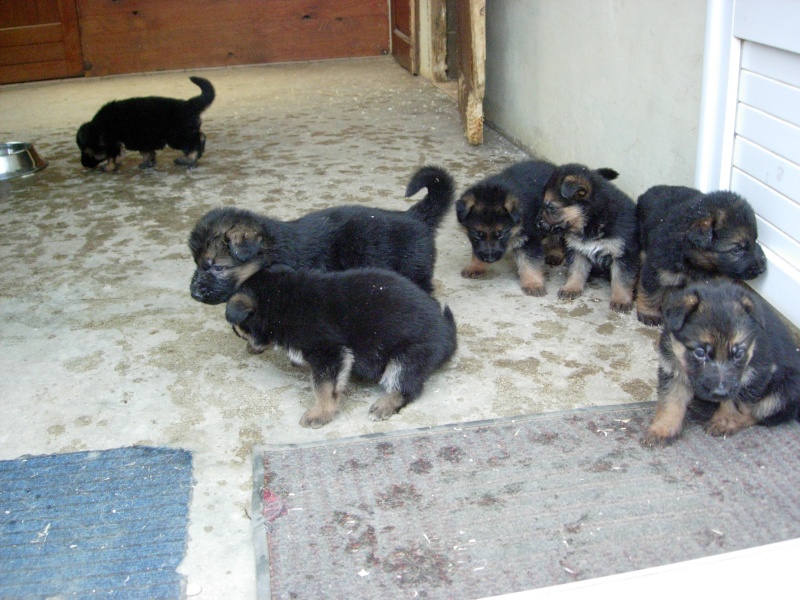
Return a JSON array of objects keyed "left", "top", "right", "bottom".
[
  {"left": 456, "top": 160, "right": 560, "bottom": 297},
  {"left": 77, "top": 76, "right": 215, "bottom": 171},
  {"left": 226, "top": 266, "right": 458, "bottom": 428},
  {"left": 645, "top": 281, "right": 800, "bottom": 445}
]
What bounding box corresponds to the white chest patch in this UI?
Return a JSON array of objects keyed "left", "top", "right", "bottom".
[{"left": 566, "top": 235, "right": 624, "bottom": 262}]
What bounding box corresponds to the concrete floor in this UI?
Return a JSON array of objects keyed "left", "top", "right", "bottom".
[{"left": 0, "top": 57, "right": 659, "bottom": 598}]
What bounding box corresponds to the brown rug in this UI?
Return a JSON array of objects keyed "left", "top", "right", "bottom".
[{"left": 252, "top": 403, "right": 800, "bottom": 599}]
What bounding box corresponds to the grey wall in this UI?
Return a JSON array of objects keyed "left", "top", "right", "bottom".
[{"left": 485, "top": 0, "right": 707, "bottom": 198}]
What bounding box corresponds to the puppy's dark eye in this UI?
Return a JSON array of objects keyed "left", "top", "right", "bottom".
[
  {"left": 544, "top": 203, "right": 557, "bottom": 215},
  {"left": 728, "top": 245, "right": 745, "bottom": 256},
  {"left": 732, "top": 346, "right": 746, "bottom": 361},
  {"left": 693, "top": 347, "right": 708, "bottom": 360},
  {"left": 210, "top": 264, "right": 226, "bottom": 273}
]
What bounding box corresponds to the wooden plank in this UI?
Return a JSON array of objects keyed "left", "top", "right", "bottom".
[
  {"left": 739, "top": 71, "right": 800, "bottom": 129},
  {"left": 57, "top": 0, "right": 83, "bottom": 75},
  {"left": 741, "top": 42, "right": 800, "bottom": 89},
  {"left": 733, "top": 136, "right": 800, "bottom": 205},
  {"left": 77, "top": 0, "right": 389, "bottom": 76},
  {"left": 0, "top": 23, "right": 62, "bottom": 47},
  {"left": 730, "top": 168, "right": 800, "bottom": 242},
  {"left": 735, "top": 103, "right": 800, "bottom": 166},
  {"left": 0, "top": 41, "right": 64, "bottom": 66},
  {"left": 0, "top": 59, "right": 70, "bottom": 83},
  {"left": 456, "top": 0, "right": 484, "bottom": 145}
]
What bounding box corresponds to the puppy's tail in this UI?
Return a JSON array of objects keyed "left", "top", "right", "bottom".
[
  {"left": 405, "top": 166, "right": 455, "bottom": 231},
  {"left": 188, "top": 77, "right": 216, "bottom": 113},
  {"left": 441, "top": 305, "right": 458, "bottom": 364}
]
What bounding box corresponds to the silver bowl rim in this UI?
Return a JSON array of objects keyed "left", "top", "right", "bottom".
[{"left": 0, "top": 140, "right": 48, "bottom": 181}]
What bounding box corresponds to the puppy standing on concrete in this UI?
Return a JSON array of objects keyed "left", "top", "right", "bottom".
[
  {"left": 226, "top": 266, "right": 458, "bottom": 428},
  {"left": 636, "top": 186, "right": 767, "bottom": 326},
  {"left": 644, "top": 281, "right": 800, "bottom": 445},
  {"left": 77, "top": 76, "right": 215, "bottom": 171},
  {"left": 189, "top": 166, "right": 454, "bottom": 304},
  {"left": 456, "top": 160, "right": 561, "bottom": 296},
  {"left": 538, "top": 163, "right": 639, "bottom": 313}
]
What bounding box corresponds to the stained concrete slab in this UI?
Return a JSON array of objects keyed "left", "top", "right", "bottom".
[{"left": 0, "top": 57, "right": 659, "bottom": 598}]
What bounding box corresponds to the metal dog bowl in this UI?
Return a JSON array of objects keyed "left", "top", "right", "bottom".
[{"left": 0, "top": 142, "right": 48, "bottom": 181}]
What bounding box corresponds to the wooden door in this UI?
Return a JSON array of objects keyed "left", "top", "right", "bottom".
[
  {"left": 456, "top": 0, "right": 485, "bottom": 145},
  {"left": 0, "top": 0, "right": 83, "bottom": 84},
  {"left": 391, "top": 0, "right": 417, "bottom": 74}
]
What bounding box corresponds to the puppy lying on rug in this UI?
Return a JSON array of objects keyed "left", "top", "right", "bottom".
[
  {"left": 189, "top": 166, "right": 455, "bottom": 304},
  {"left": 226, "top": 266, "right": 458, "bottom": 428},
  {"left": 645, "top": 280, "right": 800, "bottom": 445},
  {"left": 636, "top": 185, "right": 767, "bottom": 326},
  {"left": 77, "top": 76, "right": 215, "bottom": 171}
]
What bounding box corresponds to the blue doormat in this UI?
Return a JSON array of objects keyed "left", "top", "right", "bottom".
[{"left": 0, "top": 446, "right": 193, "bottom": 599}]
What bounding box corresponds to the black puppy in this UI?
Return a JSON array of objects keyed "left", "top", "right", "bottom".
[
  {"left": 636, "top": 186, "right": 767, "bottom": 326},
  {"left": 456, "top": 160, "right": 562, "bottom": 296},
  {"left": 226, "top": 266, "right": 458, "bottom": 428},
  {"left": 189, "top": 166, "right": 454, "bottom": 304},
  {"left": 77, "top": 76, "right": 215, "bottom": 171},
  {"left": 538, "top": 163, "right": 638, "bottom": 312},
  {"left": 644, "top": 280, "right": 800, "bottom": 445}
]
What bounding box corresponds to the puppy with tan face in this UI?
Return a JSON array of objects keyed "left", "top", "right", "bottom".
[
  {"left": 644, "top": 281, "right": 800, "bottom": 445},
  {"left": 456, "top": 160, "right": 561, "bottom": 297},
  {"left": 188, "top": 165, "right": 455, "bottom": 304},
  {"left": 538, "top": 163, "right": 638, "bottom": 313},
  {"left": 636, "top": 186, "right": 767, "bottom": 326}
]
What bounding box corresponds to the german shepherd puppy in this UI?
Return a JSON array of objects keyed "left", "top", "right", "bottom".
[
  {"left": 644, "top": 281, "right": 800, "bottom": 445},
  {"left": 636, "top": 186, "right": 767, "bottom": 326},
  {"left": 456, "top": 160, "right": 562, "bottom": 296},
  {"left": 538, "top": 163, "right": 638, "bottom": 313},
  {"left": 189, "top": 166, "right": 454, "bottom": 304},
  {"left": 226, "top": 266, "right": 458, "bottom": 428},
  {"left": 77, "top": 76, "right": 215, "bottom": 171}
]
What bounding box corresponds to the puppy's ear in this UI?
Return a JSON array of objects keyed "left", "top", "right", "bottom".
[
  {"left": 687, "top": 216, "right": 714, "bottom": 249},
  {"left": 739, "top": 293, "right": 767, "bottom": 330},
  {"left": 225, "top": 224, "right": 264, "bottom": 263},
  {"left": 456, "top": 193, "right": 476, "bottom": 223},
  {"left": 596, "top": 168, "right": 619, "bottom": 181},
  {"left": 504, "top": 194, "right": 522, "bottom": 225},
  {"left": 225, "top": 292, "right": 256, "bottom": 326},
  {"left": 663, "top": 289, "right": 701, "bottom": 332},
  {"left": 560, "top": 175, "right": 591, "bottom": 201}
]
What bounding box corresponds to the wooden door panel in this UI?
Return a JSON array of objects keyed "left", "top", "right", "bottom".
[
  {"left": 456, "top": 0, "right": 485, "bottom": 145},
  {"left": 391, "top": 0, "right": 416, "bottom": 74},
  {"left": 0, "top": 0, "right": 83, "bottom": 84},
  {"left": 77, "top": 0, "right": 389, "bottom": 77}
]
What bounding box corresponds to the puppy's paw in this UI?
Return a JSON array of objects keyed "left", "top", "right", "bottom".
[
  {"left": 557, "top": 287, "right": 582, "bottom": 301},
  {"left": 369, "top": 394, "right": 404, "bottom": 421},
  {"left": 610, "top": 300, "right": 633, "bottom": 314},
  {"left": 461, "top": 266, "right": 486, "bottom": 279},
  {"left": 174, "top": 156, "right": 198, "bottom": 168},
  {"left": 522, "top": 283, "right": 547, "bottom": 297},
  {"left": 642, "top": 426, "right": 678, "bottom": 448},
  {"left": 705, "top": 412, "right": 755, "bottom": 437},
  {"left": 99, "top": 161, "right": 117, "bottom": 173},
  {"left": 300, "top": 408, "right": 335, "bottom": 429},
  {"left": 636, "top": 311, "right": 662, "bottom": 327}
]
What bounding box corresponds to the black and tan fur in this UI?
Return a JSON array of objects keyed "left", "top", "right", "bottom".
[
  {"left": 189, "top": 166, "right": 455, "bottom": 304},
  {"left": 226, "top": 266, "right": 457, "bottom": 428},
  {"left": 77, "top": 77, "right": 215, "bottom": 171},
  {"left": 538, "top": 163, "right": 638, "bottom": 312},
  {"left": 456, "top": 160, "right": 563, "bottom": 296},
  {"left": 644, "top": 281, "right": 800, "bottom": 445},
  {"left": 636, "top": 186, "right": 767, "bottom": 326}
]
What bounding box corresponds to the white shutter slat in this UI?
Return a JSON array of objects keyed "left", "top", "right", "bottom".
[
  {"left": 730, "top": 168, "right": 800, "bottom": 241},
  {"left": 733, "top": 136, "right": 800, "bottom": 205},
  {"left": 739, "top": 70, "right": 800, "bottom": 129},
  {"left": 735, "top": 103, "right": 800, "bottom": 166}
]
